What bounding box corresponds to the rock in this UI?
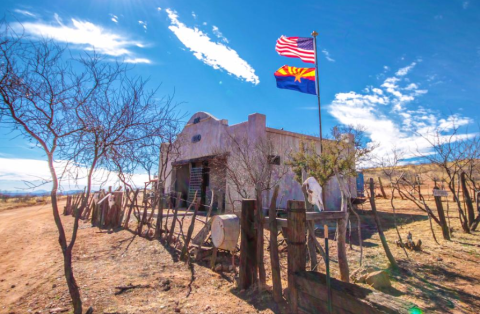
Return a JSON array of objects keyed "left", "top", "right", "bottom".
[
  {"left": 214, "top": 263, "right": 222, "bottom": 272},
  {"left": 350, "top": 266, "right": 378, "bottom": 283},
  {"left": 174, "top": 307, "right": 181, "bottom": 313},
  {"left": 11, "top": 284, "right": 15, "bottom": 289},
  {"left": 52, "top": 284, "right": 57, "bottom": 289},
  {"left": 160, "top": 279, "right": 170, "bottom": 286},
  {"left": 365, "top": 270, "right": 391, "bottom": 289},
  {"left": 204, "top": 305, "right": 211, "bottom": 311},
  {"left": 49, "top": 308, "right": 68, "bottom": 314}
]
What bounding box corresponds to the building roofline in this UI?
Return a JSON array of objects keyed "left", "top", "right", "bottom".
[{"left": 266, "top": 127, "right": 330, "bottom": 142}]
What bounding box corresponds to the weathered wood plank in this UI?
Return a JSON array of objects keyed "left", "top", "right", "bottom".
[
  {"left": 298, "top": 292, "right": 356, "bottom": 314},
  {"left": 295, "top": 271, "right": 416, "bottom": 314},
  {"left": 269, "top": 186, "right": 282, "bottom": 302},
  {"left": 287, "top": 200, "right": 306, "bottom": 313},
  {"left": 239, "top": 199, "right": 257, "bottom": 290},
  {"left": 264, "top": 211, "right": 347, "bottom": 229}
]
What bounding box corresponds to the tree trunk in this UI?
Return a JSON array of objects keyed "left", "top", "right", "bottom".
[
  {"left": 48, "top": 155, "right": 82, "bottom": 314},
  {"left": 433, "top": 188, "right": 450, "bottom": 240},
  {"left": 460, "top": 172, "right": 475, "bottom": 227},
  {"left": 64, "top": 248, "right": 82, "bottom": 314},
  {"left": 378, "top": 177, "right": 387, "bottom": 199},
  {"left": 369, "top": 178, "right": 398, "bottom": 270}
]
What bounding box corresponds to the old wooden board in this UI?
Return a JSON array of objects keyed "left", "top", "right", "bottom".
[
  {"left": 264, "top": 211, "right": 347, "bottom": 229},
  {"left": 294, "top": 271, "right": 417, "bottom": 314},
  {"left": 433, "top": 189, "right": 448, "bottom": 197}
]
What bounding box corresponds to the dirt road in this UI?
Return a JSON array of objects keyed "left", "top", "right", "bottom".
[{"left": 0, "top": 203, "right": 281, "bottom": 314}]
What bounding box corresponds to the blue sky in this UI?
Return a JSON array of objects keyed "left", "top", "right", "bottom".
[{"left": 1, "top": 0, "right": 479, "bottom": 191}]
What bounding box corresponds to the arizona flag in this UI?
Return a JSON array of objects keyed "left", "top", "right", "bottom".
[{"left": 274, "top": 65, "right": 316, "bottom": 95}]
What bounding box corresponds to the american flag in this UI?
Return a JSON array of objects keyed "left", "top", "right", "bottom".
[{"left": 275, "top": 36, "right": 315, "bottom": 64}]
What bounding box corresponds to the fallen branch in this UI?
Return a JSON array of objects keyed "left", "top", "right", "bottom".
[{"left": 114, "top": 283, "right": 151, "bottom": 295}]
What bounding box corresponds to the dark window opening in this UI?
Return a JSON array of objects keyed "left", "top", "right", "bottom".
[
  {"left": 192, "top": 134, "right": 201, "bottom": 143},
  {"left": 193, "top": 117, "right": 201, "bottom": 124},
  {"left": 268, "top": 155, "right": 281, "bottom": 165}
]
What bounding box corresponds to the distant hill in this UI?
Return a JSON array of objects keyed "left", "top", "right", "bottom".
[{"left": 0, "top": 189, "right": 84, "bottom": 196}]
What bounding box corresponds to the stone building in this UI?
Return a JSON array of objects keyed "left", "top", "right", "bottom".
[{"left": 160, "top": 112, "right": 353, "bottom": 213}]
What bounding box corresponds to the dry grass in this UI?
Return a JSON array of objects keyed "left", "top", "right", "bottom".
[
  {"left": 0, "top": 194, "right": 50, "bottom": 212},
  {"left": 1, "top": 190, "right": 479, "bottom": 313}
]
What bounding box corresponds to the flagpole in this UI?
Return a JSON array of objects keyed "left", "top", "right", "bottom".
[{"left": 312, "top": 31, "right": 323, "bottom": 153}]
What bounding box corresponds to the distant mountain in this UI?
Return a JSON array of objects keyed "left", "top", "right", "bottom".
[{"left": 0, "top": 189, "right": 83, "bottom": 196}]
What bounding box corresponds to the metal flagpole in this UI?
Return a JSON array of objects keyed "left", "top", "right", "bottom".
[{"left": 311, "top": 31, "right": 323, "bottom": 153}]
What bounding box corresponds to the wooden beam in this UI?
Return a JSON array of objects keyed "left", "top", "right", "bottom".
[{"left": 264, "top": 211, "right": 347, "bottom": 230}]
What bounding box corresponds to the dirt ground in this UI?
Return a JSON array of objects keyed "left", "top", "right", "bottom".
[{"left": 0, "top": 192, "right": 479, "bottom": 314}]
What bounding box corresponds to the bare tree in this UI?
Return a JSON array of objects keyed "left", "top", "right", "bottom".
[
  {"left": 416, "top": 126, "right": 479, "bottom": 233},
  {"left": 0, "top": 22, "right": 99, "bottom": 313},
  {"left": 210, "top": 131, "right": 289, "bottom": 290},
  {"left": 376, "top": 148, "right": 411, "bottom": 255},
  {"left": 0, "top": 20, "right": 180, "bottom": 313}
]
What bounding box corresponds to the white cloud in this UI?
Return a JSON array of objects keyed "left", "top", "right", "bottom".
[
  {"left": 157, "top": 7, "right": 162, "bottom": 11},
  {"left": 165, "top": 9, "right": 259, "bottom": 85},
  {"left": 110, "top": 14, "right": 118, "bottom": 23},
  {"left": 192, "top": 12, "right": 197, "bottom": 19},
  {"left": 203, "top": 22, "right": 207, "bottom": 26},
  {"left": 322, "top": 49, "right": 335, "bottom": 62},
  {"left": 14, "top": 9, "right": 35, "bottom": 17},
  {"left": 17, "top": 15, "right": 149, "bottom": 61},
  {"left": 124, "top": 57, "right": 151, "bottom": 64},
  {"left": 212, "top": 25, "right": 229, "bottom": 43},
  {"left": 395, "top": 62, "right": 416, "bottom": 76},
  {"left": 404, "top": 83, "right": 418, "bottom": 90},
  {"left": 138, "top": 20, "right": 147, "bottom": 31},
  {"left": 0, "top": 158, "right": 149, "bottom": 192},
  {"left": 328, "top": 63, "right": 472, "bottom": 161}
]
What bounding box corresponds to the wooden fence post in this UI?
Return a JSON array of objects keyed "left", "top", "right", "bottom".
[
  {"left": 433, "top": 187, "right": 451, "bottom": 240},
  {"left": 169, "top": 192, "right": 189, "bottom": 244},
  {"left": 239, "top": 199, "right": 257, "bottom": 290},
  {"left": 337, "top": 213, "right": 350, "bottom": 282},
  {"left": 268, "top": 186, "right": 282, "bottom": 302},
  {"left": 181, "top": 198, "right": 200, "bottom": 261},
  {"left": 287, "top": 200, "right": 306, "bottom": 313},
  {"left": 124, "top": 189, "right": 139, "bottom": 229}
]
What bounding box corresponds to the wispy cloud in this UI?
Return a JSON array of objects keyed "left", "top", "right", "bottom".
[
  {"left": 165, "top": 9, "right": 259, "bottom": 85},
  {"left": 463, "top": 1, "right": 470, "bottom": 9},
  {"left": 395, "top": 61, "right": 416, "bottom": 76},
  {"left": 212, "top": 25, "right": 229, "bottom": 43},
  {"left": 110, "top": 14, "right": 118, "bottom": 23},
  {"left": 192, "top": 12, "right": 197, "bottom": 19},
  {"left": 124, "top": 57, "right": 151, "bottom": 64},
  {"left": 0, "top": 158, "right": 148, "bottom": 191},
  {"left": 328, "top": 62, "right": 472, "bottom": 160},
  {"left": 138, "top": 20, "right": 147, "bottom": 31},
  {"left": 322, "top": 49, "right": 335, "bottom": 62},
  {"left": 14, "top": 9, "right": 35, "bottom": 17},
  {"left": 17, "top": 14, "right": 149, "bottom": 62}
]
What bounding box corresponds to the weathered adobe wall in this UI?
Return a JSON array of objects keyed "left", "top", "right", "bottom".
[{"left": 162, "top": 112, "right": 353, "bottom": 212}]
